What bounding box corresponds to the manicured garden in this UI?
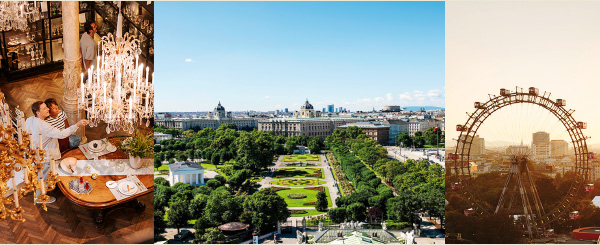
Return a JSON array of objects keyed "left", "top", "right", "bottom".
[
  {"left": 273, "top": 168, "right": 323, "bottom": 178},
  {"left": 272, "top": 178, "right": 326, "bottom": 187},
  {"left": 274, "top": 187, "right": 332, "bottom": 207},
  {"left": 282, "top": 154, "right": 321, "bottom": 162},
  {"left": 289, "top": 208, "right": 326, "bottom": 217}
]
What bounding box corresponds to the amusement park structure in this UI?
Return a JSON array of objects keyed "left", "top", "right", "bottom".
[{"left": 449, "top": 87, "right": 595, "bottom": 239}]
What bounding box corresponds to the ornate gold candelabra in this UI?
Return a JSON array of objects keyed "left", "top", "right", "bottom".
[{"left": 0, "top": 92, "right": 59, "bottom": 222}]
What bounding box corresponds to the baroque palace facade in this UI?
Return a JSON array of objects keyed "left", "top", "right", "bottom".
[
  {"left": 258, "top": 100, "right": 366, "bottom": 137},
  {"left": 155, "top": 102, "right": 258, "bottom": 130}
]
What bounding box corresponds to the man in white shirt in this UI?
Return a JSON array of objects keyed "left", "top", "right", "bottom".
[
  {"left": 24, "top": 101, "right": 88, "bottom": 203},
  {"left": 80, "top": 21, "right": 97, "bottom": 75}
]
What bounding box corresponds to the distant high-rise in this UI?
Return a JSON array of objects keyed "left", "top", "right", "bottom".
[
  {"left": 285, "top": 108, "right": 289, "bottom": 113},
  {"left": 550, "top": 140, "right": 568, "bottom": 156},
  {"left": 322, "top": 108, "right": 326, "bottom": 113},
  {"left": 328, "top": 104, "right": 335, "bottom": 113},
  {"left": 532, "top": 131, "right": 550, "bottom": 156},
  {"left": 471, "top": 135, "right": 486, "bottom": 155}
]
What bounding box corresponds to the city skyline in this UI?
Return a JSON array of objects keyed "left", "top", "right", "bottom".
[{"left": 155, "top": 1, "right": 444, "bottom": 112}]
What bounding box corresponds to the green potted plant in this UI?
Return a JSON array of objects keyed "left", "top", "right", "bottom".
[{"left": 118, "top": 127, "right": 153, "bottom": 169}]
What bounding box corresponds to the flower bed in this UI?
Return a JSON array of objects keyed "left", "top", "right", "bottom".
[
  {"left": 288, "top": 193, "right": 307, "bottom": 199},
  {"left": 290, "top": 210, "right": 308, "bottom": 214},
  {"left": 271, "top": 187, "right": 290, "bottom": 191},
  {"left": 305, "top": 186, "right": 324, "bottom": 192},
  {"left": 303, "top": 202, "right": 316, "bottom": 206},
  {"left": 272, "top": 179, "right": 325, "bottom": 187}
]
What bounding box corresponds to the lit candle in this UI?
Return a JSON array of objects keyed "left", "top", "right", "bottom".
[
  {"left": 103, "top": 77, "right": 107, "bottom": 104},
  {"left": 109, "top": 98, "right": 112, "bottom": 120},
  {"left": 80, "top": 73, "right": 84, "bottom": 103},
  {"left": 12, "top": 170, "right": 19, "bottom": 207},
  {"left": 29, "top": 134, "right": 33, "bottom": 149},
  {"left": 89, "top": 65, "right": 94, "bottom": 83},
  {"left": 40, "top": 177, "right": 46, "bottom": 195},
  {"left": 145, "top": 92, "right": 149, "bottom": 114},
  {"left": 24, "top": 167, "right": 28, "bottom": 184},
  {"left": 145, "top": 66, "right": 149, "bottom": 87},
  {"left": 50, "top": 158, "right": 55, "bottom": 173},
  {"left": 129, "top": 97, "right": 133, "bottom": 119},
  {"left": 17, "top": 119, "right": 22, "bottom": 145},
  {"left": 38, "top": 133, "right": 42, "bottom": 150},
  {"left": 133, "top": 75, "right": 137, "bottom": 104},
  {"left": 92, "top": 93, "right": 96, "bottom": 115}
]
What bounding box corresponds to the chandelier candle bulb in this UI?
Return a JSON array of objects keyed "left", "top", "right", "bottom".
[
  {"left": 38, "top": 133, "right": 42, "bottom": 150},
  {"left": 12, "top": 170, "right": 18, "bottom": 207},
  {"left": 92, "top": 93, "right": 96, "bottom": 116},
  {"left": 40, "top": 177, "right": 45, "bottom": 195},
  {"left": 109, "top": 98, "right": 112, "bottom": 120}
]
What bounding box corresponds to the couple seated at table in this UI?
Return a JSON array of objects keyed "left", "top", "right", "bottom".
[
  {"left": 24, "top": 100, "right": 88, "bottom": 203},
  {"left": 43, "top": 98, "right": 83, "bottom": 153}
]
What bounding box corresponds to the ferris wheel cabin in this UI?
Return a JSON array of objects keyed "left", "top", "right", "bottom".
[
  {"left": 448, "top": 153, "right": 459, "bottom": 160},
  {"left": 577, "top": 122, "right": 587, "bottom": 129},
  {"left": 588, "top": 152, "right": 596, "bottom": 159},
  {"left": 456, "top": 125, "right": 467, "bottom": 131},
  {"left": 584, "top": 184, "right": 595, "bottom": 192},
  {"left": 474, "top": 102, "right": 485, "bottom": 109},
  {"left": 500, "top": 88, "right": 510, "bottom": 96},
  {"left": 529, "top": 87, "right": 539, "bottom": 95},
  {"left": 464, "top": 208, "right": 476, "bottom": 216},
  {"left": 570, "top": 211, "right": 581, "bottom": 220},
  {"left": 544, "top": 229, "right": 555, "bottom": 238},
  {"left": 451, "top": 182, "right": 461, "bottom": 190},
  {"left": 556, "top": 99, "right": 566, "bottom": 106}
]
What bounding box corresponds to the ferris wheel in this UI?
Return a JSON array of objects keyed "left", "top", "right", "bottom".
[{"left": 448, "top": 87, "right": 595, "bottom": 238}]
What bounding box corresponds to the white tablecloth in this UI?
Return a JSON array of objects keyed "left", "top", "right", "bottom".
[{"left": 57, "top": 159, "right": 153, "bottom": 176}]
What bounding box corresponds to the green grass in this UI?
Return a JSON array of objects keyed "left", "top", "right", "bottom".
[
  {"left": 276, "top": 187, "right": 332, "bottom": 207},
  {"left": 272, "top": 178, "right": 326, "bottom": 186},
  {"left": 282, "top": 154, "right": 321, "bottom": 162},
  {"left": 155, "top": 164, "right": 170, "bottom": 171},
  {"left": 164, "top": 210, "right": 196, "bottom": 225},
  {"left": 274, "top": 168, "right": 323, "bottom": 179},
  {"left": 200, "top": 163, "right": 218, "bottom": 170},
  {"left": 423, "top": 144, "right": 445, "bottom": 148},
  {"left": 289, "top": 208, "right": 327, "bottom": 217}
]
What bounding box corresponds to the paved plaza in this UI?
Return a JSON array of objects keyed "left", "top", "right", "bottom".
[{"left": 385, "top": 146, "right": 445, "bottom": 168}]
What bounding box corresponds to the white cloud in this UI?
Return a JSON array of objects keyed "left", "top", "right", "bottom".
[
  {"left": 375, "top": 97, "right": 384, "bottom": 102},
  {"left": 399, "top": 92, "right": 413, "bottom": 100},
  {"left": 185, "top": 58, "right": 192, "bottom": 62},
  {"left": 385, "top": 93, "right": 394, "bottom": 101},
  {"left": 427, "top": 89, "right": 442, "bottom": 97},
  {"left": 265, "top": 96, "right": 270, "bottom": 99},
  {"left": 359, "top": 98, "right": 371, "bottom": 103}
]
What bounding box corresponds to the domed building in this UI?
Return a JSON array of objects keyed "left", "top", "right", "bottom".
[
  {"left": 293, "top": 99, "right": 322, "bottom": 118},
  {"left": 155, "top": 102, "right": 257, "bottom": 130}
]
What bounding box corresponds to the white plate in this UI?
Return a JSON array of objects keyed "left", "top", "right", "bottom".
[
  {"left": 106, "top": 180, "right": 117, "bottom": 189},
  {"left": 60, "top": 157, "right": 78, "bottom": 174},
  {"left": 106, "top": 144, "right": 117, "bottom": 152},
  {"left": 88, "top": 140, "right": 106, "bottom": 153},
  {"left": 118, "top": 181, "right": 138, "bottom": 196}
]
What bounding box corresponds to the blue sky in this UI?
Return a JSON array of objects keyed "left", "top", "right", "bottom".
[{"left": 155, "top": 1, "right": 444, "bottom": 112}]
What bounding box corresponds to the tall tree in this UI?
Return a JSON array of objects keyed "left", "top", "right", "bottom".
[
  {"left": 168, "top": 199, "right": 190, "bottom": 233},
  {"left": 315, "top": 190, "right": 328, "bottom": 212},
  {"left": 243, "top": 188, "right": 290, "bottom": 233}
]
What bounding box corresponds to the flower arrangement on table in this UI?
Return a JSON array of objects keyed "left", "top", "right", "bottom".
[{"left": 117, "top": 127, "right": 153, "bottom": 169}]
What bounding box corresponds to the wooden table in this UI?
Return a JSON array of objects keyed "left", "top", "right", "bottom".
[{"left": 57, "top": 144, "right": 153, "bottom": 227}]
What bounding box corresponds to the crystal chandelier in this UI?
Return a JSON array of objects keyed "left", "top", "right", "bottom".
[
  {"left": 0, "top": 1, "right": 42, "bottom": 32},
  {"left": 79, "top": 4, "right": 153, "bottom": 134},
  {"left": 0, "top": 94, "right": 59, "bottom": 222}
]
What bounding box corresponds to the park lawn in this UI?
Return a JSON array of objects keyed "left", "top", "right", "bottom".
[
  {"left": 289, "top": 208, "right": 326, "bottom": 217},
  {"left": 155, "top": 164, "right": 170, "bottom": 172},
  {"left": 164, "top": 210, "right": 196, "bottom": 225},
  {"left": 274, "top": 168, "right": 323, "bottom": 179},
  {"left": 273, "top": 179, "right": 326, "bottom": 187},
  {"left": 276, "top": 187, "right": 332, "bottom": 208},
  {"left": 200, "top": 163, "right": 218, "bottom": 170},
  {"left": 282, "top": 154, "right": 321, "bottom": 162}
]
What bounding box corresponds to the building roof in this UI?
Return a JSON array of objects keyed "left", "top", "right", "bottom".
[
  {"left": 218, "top": 222, "right": 249, "bottom": 231},
  {"left": 339, "top": 122, "right": 390, "bottom": 129},
  {"left": 215, "top": 102, "right": 225, "bottom": 111},
  {"left": 168, "top": 161, "right": 204, "bottom": 172},
  {"left": 593, "top": 196, "right": 600, "bottom": 208},
  {"left": 301, "top": 99, "right": 314, "bottom": 110}
]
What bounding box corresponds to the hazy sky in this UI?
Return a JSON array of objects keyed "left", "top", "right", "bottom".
[
  {"left": 447, "top": 1, "right": 600, "bottom": 146},
  {"left": 155, "top": 1, "right": 444, "bottom": 112}
]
